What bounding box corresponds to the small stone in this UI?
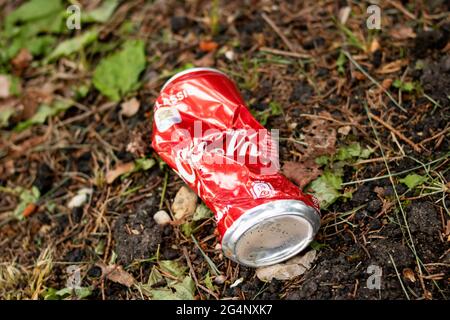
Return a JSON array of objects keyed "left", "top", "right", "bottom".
[
  {"left": 153, "top": 210, "right": 171, "bottom": 226},
  {"left": 214, "top": 275, "right": 227, "bottom": 285},
  {"left": 224, "top": 50, "right": 235, "bottom": 61},
  {"left": 256, "top": 250, "right": 317, "bottom": 282},
  {"left": 172, "top": 186, "right": 198, "bottom": 221}
]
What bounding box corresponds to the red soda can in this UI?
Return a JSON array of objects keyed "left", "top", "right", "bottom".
[{"left": 152, "top": 68, "right": 320, "bottom": 267}]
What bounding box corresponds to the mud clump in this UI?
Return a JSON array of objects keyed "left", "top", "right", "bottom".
[{"left": 113, "top": 198, "right": 177, "bottom": 266}]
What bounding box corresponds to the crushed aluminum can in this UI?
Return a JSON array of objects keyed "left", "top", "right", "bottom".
[{"left": 152, "top": 67, "right": 320, "bottom": 267}]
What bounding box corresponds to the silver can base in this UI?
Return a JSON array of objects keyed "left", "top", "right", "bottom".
[{"left": 221, "top": 200, "right": 320, "bottom": 267}]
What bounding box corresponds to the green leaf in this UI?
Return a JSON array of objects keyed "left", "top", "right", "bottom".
[
  {"left": 393, "top": 79, "right": 416, "bottom": 93},
  {"left": 148, "top": 265, "right": 164, "bottom": 287},
  {"left": 134, "top": 158, "right": 155, "bottom": 171},
  {"left": 14, "top": 100, "right": 72, "bottom": 132},
  {"left": 0, "top": 106, "right": 15, "bottom": 128},
  {"left": 399, "top": 174, "right": 427, "bottom": 189},
  {"left": 82, "top": 0, "right": 119, "bottom": 23},
  {"left": 309, "top": 171, "right": 343, "bottom": 208},
  {"left": 5, "top": 0, "right": 63, "bottom": 27},
  {"left": 181, "top": 222, "right": 194, "bottom": 237},
  {"left": 204, "top": 272, "right": 216, "bottom": 292},
  {"left": 158, "top": 260, "right": 187, "bottom": 279},
  {"left": 310, "top": 240, "right": 327, "bottom": 251},
  {"left": 315, "top": 155, "right": 330, "bottom": 166},
  {"left": 336, "top": 142, "right": 361, "bottom": 161},
  {"left": 336, "top": 51, "right": 347, "bottom": 75},
  {"left": 47, "top": 29, "right": 98, "bottom": 62},
  {"left": 269, "top": 101, "right": 282, "bottom": 116},
  {"left": 193, "top": 203, "right": 213, "bottom": 221},
  {"left": 171, "top": 276, "right": 195, "bottom": 300},
  {"left": 43, "top": 288, "right": 60, "bottom": 300},
  {"left": 12, "top": 186, "right": 40, "bottom": 220},
  {"left": 55, "top": 287, "right": 92, "bottom": 299},
  {"left": 141, "top": 276, "right": 196, "bottom": 300},
  {"left": 92, "top": 40, "right": 146, "bottom": 101}
]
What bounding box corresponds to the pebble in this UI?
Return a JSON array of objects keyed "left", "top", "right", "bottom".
[
  {"left": 172, "top": 186, "right": 198, "bottom": 220},
  {"left": 153, "top": 210, "right": 171, "bottom": 226}
]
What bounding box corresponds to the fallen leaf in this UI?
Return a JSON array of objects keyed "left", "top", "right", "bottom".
[
  {"left": 445, "top": 221, "right": 450, "bottom": 236},
  {"left": 12, "top": 48, "right": 33, "bottom": 73},
  {"left": 0, "top": 75, "right": 10, "bottom": 98},
  {"left": 82, "top": 0, "right": 119, "bottom": 23},
  {"left": 295, "top": 111, "right": 337, "bottom": 160},
  {"left": 282, "top": 160, "right": 322, "bottom": 189},
  {"left": 105, "top": 162, "right": 135, "bottom": 184},
  {"left": 390, "top": 26, "right": 416, "bottom": 40},
  {"left": 199, "top": 40, "right": 218, "bottom": 52},
  {"left": 194, "top": 52, "right": 215, "bottom": 67},
  {"left": 369, "top": 38, "right": 380, "bottom": 53},
  {"left": 47, "top": 29, "right": 98, "bottom": 62},
  {"left": 172, "top": 186, "right": 198, "bottom": 221},
  {"left": 14, "top": 100, "right": 71, "bottom": 132},
  {"left": 96, "top": 262, "right": 135, "bottom": 287},
  {"left": 22, "top": 202, "right": 38, "bottom": 218},
  {"left": 338, "top": 6, "right": 351, "bottom": 25},
  {"left": 402, "top": 268, "right": 416, "bottom": 282},
  {"left": 381, "top": 78, "right": 393, "bottom": 90},
  {"left": 93, "top": 40, "right": 146, "bottom": 101},
  {"left": 338, "top": 125, "right": 352, "bottom": 135},
  {"left": 256, "top": 250, "right": 317, "bottom": 282},
  {"left": 399, "top": 174, "right": 427, "bottom": 189},
  {"left": 121, "top": 98, "right": 140, "bottom": 117}
]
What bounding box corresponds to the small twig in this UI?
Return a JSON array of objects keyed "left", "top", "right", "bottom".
[
  {"left": 343, "top": 51, "right": 407, "bottom": 113},
  {"left": 387, "top": 0, "right": 417, "bottom": 20},
  {"left": 259, "top": 46, "right": 311, "bottom": 59},
  {"left": 419, "top": 126, "right": 450, "bottom": 146},
  {"left": 389, "top": 253, "right": 410, "bottom": 300},
  {"left": 261, "top": 13, "right": 297, "bottom": 53},
  {"left": 182, "top": 246, "right": 204, "bottom": 300},
  {"left": 368, "top": 112, "right": 422, "bottom": 153}
]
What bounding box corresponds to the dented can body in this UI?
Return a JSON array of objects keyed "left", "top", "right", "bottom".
[{"left": 152, "top": 68, "right": 320, "bottom": 267}]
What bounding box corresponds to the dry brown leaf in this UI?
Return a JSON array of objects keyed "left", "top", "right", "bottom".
[
  {"left": 106, "top": 162, "right": 135, "bottom": 184},
  {"left": 369, "top": 38, "right": 380, "bottom": 53},
  {"left": 381, "top": 78, "right": 393, "bottom": 90},
  {"left": 402, "top": 268, "right": 416, "bottom": 282},
  {"left": 376, "top": 59, "right": 407, "bottom": 75},
  {"left": 282, "top": 160, "right": 322, "bottom": 189},
  {"left": 338, "top": 125, "right": 352, "bottom": 136},
  {"left": 172, "top": 186, "right": 198, "bottom": 221},
  {"left": 294, "top": 111, "right": 337, "bottom": 160},
  {"left": 445, "top": 221, "right": 450, "bottom": 236},
  {"left": 0, "top": 75, "right": 10, "bottom": 98},
  {"left": 21, "top": 85, "right": 54, "bottom": 120},
  {"left": 12, "top": 48, "right": 33, "bottom": 73},
  {"left": 96, "top": 262, "right": 135, "bottom": 287},
  {"left": 199, "top": 40, "right": 219, "bottom": 52},
  {"left": 194, "top": 52, "right": 215, "bottom": 68},
  {"left": 390, "top": 26, "right": 416, "bottom": 40},
  {"left": 121, "top": 98, "right": 140, "bottom": 117}
]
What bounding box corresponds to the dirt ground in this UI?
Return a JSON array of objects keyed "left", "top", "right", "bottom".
[{"left": 0, "top": 0, "right": 449, "bottom": 300}]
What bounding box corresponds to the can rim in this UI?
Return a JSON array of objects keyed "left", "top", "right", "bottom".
[
  {"left": 221, "top": 199, "right": 320, "bottom": 267},
  {"left": 161, "top": 67, "right": 228, "bottom": 91}
]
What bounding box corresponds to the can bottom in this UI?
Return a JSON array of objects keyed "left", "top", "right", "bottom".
[{"left": 221, "top": 200, "right": 320, "bottom": 267}]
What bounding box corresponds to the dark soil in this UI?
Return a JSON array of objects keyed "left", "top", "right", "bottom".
[{"left": 0, "top": 0, "right": 448, "bottom": 300}]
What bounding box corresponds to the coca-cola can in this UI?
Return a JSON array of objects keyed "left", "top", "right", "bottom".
[{"left": 152, "top": 68, "right": 320, "bottom": 267}]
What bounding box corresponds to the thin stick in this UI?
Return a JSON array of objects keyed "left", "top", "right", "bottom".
[
  {"left": 368, "top": 112, "right": 422, "bottom": 153},
  {"left": 261, "top": 13, "right": 297, "bottom": 53},
  {"left": 260, "top": 47, "right": 311, "bottom": 59},
  {"left": 389, "top": 253, "right": 410, "bottom": 300},
  {"left": 343, "top": 51, "right": 407, "bottom": 113},
  {"left": 183, "top": 246, "right": 204, "bottom": 300}
]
